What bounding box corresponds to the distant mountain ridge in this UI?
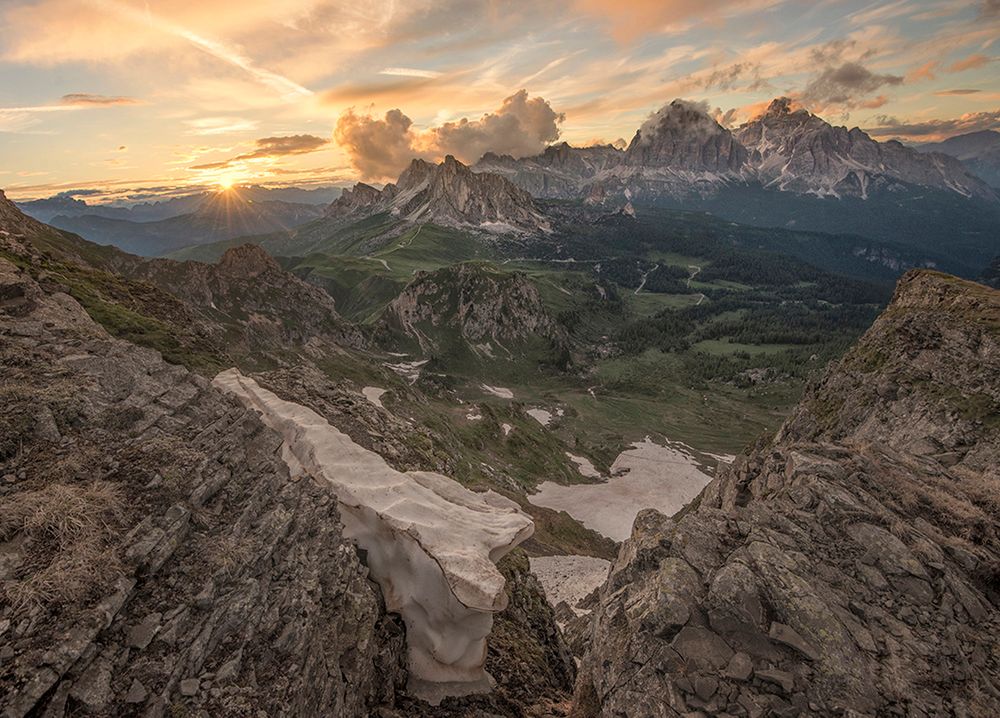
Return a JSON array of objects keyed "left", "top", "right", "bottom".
[
  {"left": 45, "top": 190, "right": 326, "bottom": 257},
  {"left": 917, "top": 130, "right": 1000, "bottom": 188},
  {"left": 16, "top": 184, "right": 342, "bottom": 224}
]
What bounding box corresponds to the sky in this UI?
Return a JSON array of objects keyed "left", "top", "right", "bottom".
[{"left": 1, "top": 0, "right": 998, "bottom": 202}]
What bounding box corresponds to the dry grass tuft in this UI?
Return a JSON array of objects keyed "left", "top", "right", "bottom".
[{"left": 0, "top": 481, "right": 126, "bottom": 609}]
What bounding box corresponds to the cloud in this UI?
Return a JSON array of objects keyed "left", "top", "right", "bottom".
[
  {"left": 185, "top": 116, "right": 259, "bottom": 135},
  {"left": 571, "top": 0, "right": 781, "bottom": 41},
  {"left": 60, "top": 93, "right": 139, "bottom": 106},
  {"left": 333, "top": 91, "right": 564, "bottom": 181},
  {"left": 190, "top": 134, "right": 329, "bottom": 170},
  {"left": 3, "top": 0, "right": 312, "bottom": 100},
  {"left": 379, "top": 67, "right": 443, "bottom": 79},
  {"left": 800, "top": 61, "right": 903, "bottom": 110},
  {"left": 947, "top": 54, "right": 990, "bottom": 73},
  {"left": 334, "top": 108, "right": 427, "bottom": 182},
  {"left": 432, "top": 90, "right": 564, "bottom": 162},
  {"left": 935, "top": 89, "right": 982, "bottom": 96},
  {"left": 906, "top": 61, "right": 937, "bottom": 83},
  {"left": 865, "top": 110, "right": 1000, "bottom": 140}
]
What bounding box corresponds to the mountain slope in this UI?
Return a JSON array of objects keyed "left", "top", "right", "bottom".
[{"left": 573, "top": 270, "right": 1000, "bottom": 717}]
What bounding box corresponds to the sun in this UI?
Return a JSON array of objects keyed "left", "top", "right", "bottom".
[{"left": 216, "top": 175, "right": 236, "bottom": 191}]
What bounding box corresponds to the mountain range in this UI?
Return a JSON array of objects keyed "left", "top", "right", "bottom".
[
  {"left": 16, "top": 185, "right": 342, "bottom": 224},
  {"left": 475, "top": 99, "right": 995, "bottom": 202},
  {"left": 42, "top": 190, "right": 328, "bottom": 257},
  {"left": 917, "top": 130, "right": 1000, "bottom": 189}
]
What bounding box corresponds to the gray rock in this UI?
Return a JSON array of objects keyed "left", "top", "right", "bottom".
[
  {"left": 179, "top": 678, "right": 201, "bottom": 697},
  {"left": 755, "top": 669, "right": 795, "bottom": 693},
  {"left": 671, "top": 627, "right": 734, "bottom": 670},
  {"left": 724, "top": 652, "right": 754, "bottom": 681},
  {"left": 125, "top": 678, "right": 148, "bottom": 704},
  {"left": 126, "top": 612, "right": 162, "bottom": 650},
  {"left": 769, "top": 622, "right": 819, "bottom": 661}
]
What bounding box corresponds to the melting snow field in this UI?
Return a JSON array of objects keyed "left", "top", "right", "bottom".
[
  {"left": 385, "top": 358, "right": 429, "bottom": 384},
  {"left": 214, "top": 369, "right": 533, "bottom": 704},
  {"left": 527, "top": 408, "right": 553, "bottom": 425},
  {"left": 530, "top": 555, "right": 611, "bottom": 613},
  {"left": 528, "top": 438, "right": 714, "bottom": 541},
  {"left": 565, "top": 452, "right": 600, "bottom": 478},
  {"left": 481, "top": 384, "right": 514, "bottom": 399},
  {"left": 362, "top": 386, "right": 386, "bottom": 409}
]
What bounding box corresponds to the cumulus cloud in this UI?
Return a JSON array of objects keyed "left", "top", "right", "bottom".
[
  {"left": 191, "top": 134, "right": 328, "bottom": 170},
  {"left": 334, "top": 108, "right": 426, "bottom": 181},
  {"left": 800, "top": 61, "right": 903, "bottom": 110},
  {"left": 432, "top": 90, "right": 563, "bottom": 162},
  {"left": 865, "top": 110, "right": 1000, "bottom": 140},
  {"left": 333, "top": 90, "right": 564, "bottom": 181}
]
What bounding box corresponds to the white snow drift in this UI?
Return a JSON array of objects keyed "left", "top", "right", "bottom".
[{"left": 213, "top": 369, "right": 534, "bottom": 703}]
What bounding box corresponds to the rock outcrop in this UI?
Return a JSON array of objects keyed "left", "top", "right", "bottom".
[
  {"left": 0, "top": 254, "right": 407, "bottom": 717},
  {"left": 0, "top": 194, "right": 580, "bottom": 717},
  {"left": 380, "top": 262, "right": 566, "bottom": 353},
  {"left": 326, "top": 156, "right": 551, "bottom": 233},
  {"left": 212, "top": 369, "right": 535, "bottom": 704},
  {"left": 572, "top": 270, "right": 1000, "bottom": 717}
]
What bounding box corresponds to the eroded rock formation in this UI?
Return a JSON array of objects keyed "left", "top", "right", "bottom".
[{"left": 572, "top": 271, "right": 1000, "bottom": 717}]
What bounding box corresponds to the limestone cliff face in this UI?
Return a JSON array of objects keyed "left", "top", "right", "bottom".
[{"left": 573, "top": 271, "right": 1000, "bottom": 717}]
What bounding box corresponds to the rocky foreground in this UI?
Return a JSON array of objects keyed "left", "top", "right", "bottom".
[
  {"left": 572, "top": 271, "right": 1000, "bottom": 717},
  {"left": 2, "top": 183, "right": 999, "bottom": 718},
  {"left": 0, "top": 196, "right": 573, "bottom": 717}
]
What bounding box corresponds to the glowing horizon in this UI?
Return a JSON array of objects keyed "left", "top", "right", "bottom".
[{"left": 1, "top": 0, "right": 998, "bottom": 202}]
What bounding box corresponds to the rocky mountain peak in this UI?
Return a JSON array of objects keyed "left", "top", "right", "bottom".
[
  {"left": 216, "top": 243, "right": 281, "bottom": 277},
  {"left": 735, "top": 102, "right": 996, "bottom": 200},
  {"left": 325, "top": 157, "right": 550, "bottom": 233},
  {"left": 625, "top": 100, "right": 748, "bottom": 173},
  {"left": 325, "top": 182, "right": 383, "bottom": 218}
]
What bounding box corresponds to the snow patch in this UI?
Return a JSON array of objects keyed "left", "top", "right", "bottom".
[
  {"left": 385, "top": 358, "right": 429, "bottom": 384},
  {"left": 213, "top": 369, "right": 533, "bottom": 704},
  {"left": 362, "top": 386, "right": 386, "bottom": 410},
  {"left": 528, "top": 438, "right": 712, "bottom": 541},
  {"left": 481, "top": 384, "right": 514, "bottom": 399},
  {"left": 565, "top": 452, "right": 600, "bottom": 478},
  {"left": 501, "top": 423, "right": 513, "bottom": 436},
  {"left": 527, "top": 408, "right": 553, "bottom": 426}
]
